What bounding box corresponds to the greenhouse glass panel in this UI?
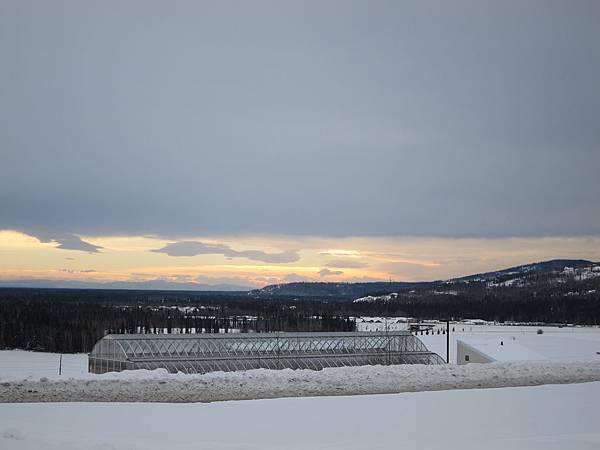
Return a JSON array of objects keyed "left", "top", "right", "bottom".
[{"left": 89, "top": 331, "right": 444, "bottom": 374}]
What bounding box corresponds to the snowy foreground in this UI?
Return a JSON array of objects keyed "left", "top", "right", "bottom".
[
  {"left": 2, "top": 359, "right": 600, "bottom": 403},
  {"left": 1, "top": 382, "right": 600, "bottom": 450},
  {"left": 2, "top": 339, "right": 600, "bottom": 450}
]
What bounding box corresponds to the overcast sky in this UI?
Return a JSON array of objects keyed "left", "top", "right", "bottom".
[{"left": 0, "top": 1, "right": 599, "bottom": 287}]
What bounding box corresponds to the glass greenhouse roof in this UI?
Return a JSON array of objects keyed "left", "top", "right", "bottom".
[{"left": 89, "top": 331, "right": 444, "bottom": 374}]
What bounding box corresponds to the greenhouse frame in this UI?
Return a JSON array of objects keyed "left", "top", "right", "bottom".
[{"left": 88, "top": 331, "right": 444, "bottom": 374}]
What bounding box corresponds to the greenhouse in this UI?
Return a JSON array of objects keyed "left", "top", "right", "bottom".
[{"left": 88, "top": 331, "right": 444, "bottom": 374}]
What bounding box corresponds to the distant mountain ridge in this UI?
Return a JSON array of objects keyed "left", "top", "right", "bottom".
[
  {"left": 2, "top": 259, "right": 597, "bottom": 296},
  {"left": 253, "top": 259, "right": 599, "bottom": 298},
  {"left": 252, "top": 281, "right": 436, "bottom": 299}
]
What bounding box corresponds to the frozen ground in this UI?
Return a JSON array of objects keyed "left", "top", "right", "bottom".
[{"left": 2, "top": 382, "right": 600, "bottom": 450}]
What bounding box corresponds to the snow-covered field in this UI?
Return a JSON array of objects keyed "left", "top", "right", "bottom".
[
  {"left": 2, "top": 326, "right": 600, "bottom": 448},
  {"left": 2, "top": 382, "right": 600, "bottom": 450},
  {"left": 1, "top": 325, "right": 600, "bottom": 402},
  {"left": 420, "top": 324, "right": 600, "bottom": 363},
  {"left": 0, "top": 351, "right": 88, "bottom": 379},
  {"left": 2, "top": 323, "right": 599, "bottom": 380}
]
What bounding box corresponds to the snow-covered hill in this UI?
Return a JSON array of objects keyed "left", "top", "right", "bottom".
[
  {"left": 451, "top": 259, "right": 600, "bottom": 286},
  {"left": 254, "top": 259, "right": 600, "bottom": 299}
]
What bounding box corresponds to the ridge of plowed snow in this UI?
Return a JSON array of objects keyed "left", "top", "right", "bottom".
[{"left": 2, "top": 360, "right": 600, "bottom": 403}]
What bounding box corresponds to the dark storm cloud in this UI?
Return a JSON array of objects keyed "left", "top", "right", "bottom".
[
  {"left": 1, "top": 1, "right": 599, "bottom": 238},
  {"left": 152, "top": 241, "right": 299, "bottom": 263}
]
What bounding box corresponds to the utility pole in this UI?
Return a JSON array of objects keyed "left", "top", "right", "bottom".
[
  {"left": 59, "top": 354, "right": 62, "bottom": 375},
  {"left": 446, "top": 320, "right": 450, "bottom": 364}
]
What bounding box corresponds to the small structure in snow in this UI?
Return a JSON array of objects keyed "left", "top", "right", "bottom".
[{"left": 457, "top": 340, "right": 495, "bottom": 365}]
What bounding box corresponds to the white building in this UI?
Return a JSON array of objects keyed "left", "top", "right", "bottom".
[{"left": 457, "top": 337, "right": 546, "bottom": 365}]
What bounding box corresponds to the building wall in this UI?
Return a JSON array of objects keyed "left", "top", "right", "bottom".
[{"left": 457, "top": 340, "right": 495, "bottom": 365}]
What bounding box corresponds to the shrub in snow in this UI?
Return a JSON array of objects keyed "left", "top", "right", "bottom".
[{"left": 537, "top": 329, "right": 544, "bottom": 335}]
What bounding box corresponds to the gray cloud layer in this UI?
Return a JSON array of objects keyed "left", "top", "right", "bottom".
[
  {"left": 152, "top": 241, "right": 299, "bottom": 263},
  {"left": 31, "top": 232, "right": 103, "bottom": 253},
  {"left": 319, "top": 268, "right": 344, "bottom": 277},
  {"left": 59, "top": 268, "right": 97, "bottom": 273},
  {"left": 1, "top": 1, "right": 599, "bottom": 239}
]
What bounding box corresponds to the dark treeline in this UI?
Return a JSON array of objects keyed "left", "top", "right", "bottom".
[
  {"left": 348, "top": 294, "right": 600, "bottom": 324},
  {"left": 1, "top": 281, "right": 599, "bottom": 353},
  {"left": 346, "top": 278, "right": 600, "bottom": 324},
  {"left": 0, "top": 289, "right": 355, "bottom": 353}
]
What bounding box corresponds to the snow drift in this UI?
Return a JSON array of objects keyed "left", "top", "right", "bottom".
[{"left": 2, "top": 360, "right": 600, "bottom": 403}]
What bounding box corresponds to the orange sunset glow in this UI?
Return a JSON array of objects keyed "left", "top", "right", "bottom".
[{"left": 2, "top": 230, "right": 599, "bottom": 289}]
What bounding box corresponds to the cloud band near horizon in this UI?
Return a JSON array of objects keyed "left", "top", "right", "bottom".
[{"left": 1, "top": 230, "right": 599, "bottom": 289}]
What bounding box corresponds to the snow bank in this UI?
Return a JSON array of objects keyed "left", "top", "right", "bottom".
[{"left": 2, "top": 360, "right": 600, "bottom": 403}]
